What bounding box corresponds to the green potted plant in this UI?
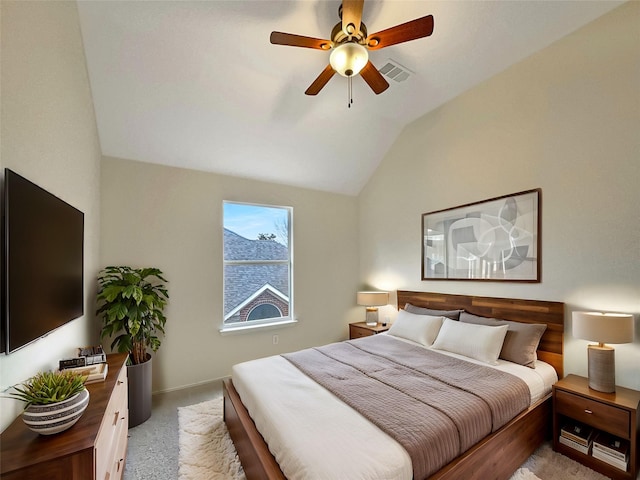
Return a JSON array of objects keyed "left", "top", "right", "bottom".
[
  {"left": 8, "top": 370, "right": 89, "bottom": 435},
  {"left": 96, "top": 266, "right": 169, "bottom": 427}
]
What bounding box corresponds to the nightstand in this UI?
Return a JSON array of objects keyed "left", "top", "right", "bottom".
[
  {"left": 553, "top": 374, "right": 640, "bottom": 480},
  {"left": 349, "top": 322, "right": 390, "bottom": 339}
]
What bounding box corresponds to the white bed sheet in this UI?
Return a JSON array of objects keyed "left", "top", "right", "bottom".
[{"left": 231, "top": 338, "right": 558, "bottom": 480}]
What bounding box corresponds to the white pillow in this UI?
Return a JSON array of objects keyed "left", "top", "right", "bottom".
[
  {"left": 431, "top": 318, "right": 509, "bottom": 364},
  {"left": 387, "top": 310, "right": 444, "bottom": 346}
]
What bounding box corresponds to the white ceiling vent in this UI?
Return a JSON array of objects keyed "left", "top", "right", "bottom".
[{"left": 379, "top": 59, "right": 414, "bottom": 83}]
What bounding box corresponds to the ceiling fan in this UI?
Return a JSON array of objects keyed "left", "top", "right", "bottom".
[{"left": 270, "top": 0, "right": 434, "bottom": 98}]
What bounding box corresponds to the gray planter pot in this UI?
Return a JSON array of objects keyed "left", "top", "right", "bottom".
[{"left": 128, "top": 354, "right": 152, "bottom": 428}]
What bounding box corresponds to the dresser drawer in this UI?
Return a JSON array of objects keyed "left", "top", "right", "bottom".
[
  {"left": 556, "top": 389, "right": 630, "bottom": 439},
  {"left": 350, "top": 325, "right": 373, "bottom": 339},
  {"left": 108, "top": 407, "right": 128, "bottom": 480},
  {"left": 95, "top": 365, "right": 128, "bottom": 480}
]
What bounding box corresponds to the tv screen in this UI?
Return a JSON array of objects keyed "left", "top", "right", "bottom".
[{"left": 3, "top": 169, "right": 84, "bottom": 353}]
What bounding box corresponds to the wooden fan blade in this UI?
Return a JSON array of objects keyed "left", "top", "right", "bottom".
[
  {"left": 360, "top": 61, "right": 389, "bottom": 94},
  {"left": 342, "top": 0, "right": 364, "bottom": 35},
  {"left": 305, "top": 65, "right": 336, "bottom": 95},
  {"left": 270, "top": 31, "right": 332, "bottom": 50},
  {"left": 366, "top": 15, "right": 434, "bottom": 50}
]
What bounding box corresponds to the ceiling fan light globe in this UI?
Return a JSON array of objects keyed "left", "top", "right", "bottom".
[{"left": 330, "top": 42, "right": 368, "bottom": 77}]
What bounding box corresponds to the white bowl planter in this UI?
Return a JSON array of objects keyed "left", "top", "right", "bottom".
[{"left": 22, "top": 388, "right": 90, "bottom": 435}]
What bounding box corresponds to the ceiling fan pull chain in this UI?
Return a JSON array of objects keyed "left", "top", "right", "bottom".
[{"left": 348, "top": 75, "right": 353, "bottom": 108}]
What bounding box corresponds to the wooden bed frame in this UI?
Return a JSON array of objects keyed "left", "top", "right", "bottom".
[{"left": 223, "top": 290, "right": 564, "bottom": 480}]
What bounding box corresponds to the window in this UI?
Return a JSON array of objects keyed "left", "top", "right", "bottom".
[
  {"left": 222, "top": 202, "right": 293, "bottom": 331},
  {"left": 247, "top": 303, "right": 282, "bottom": 321}
]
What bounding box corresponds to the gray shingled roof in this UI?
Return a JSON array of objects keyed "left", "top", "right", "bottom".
[
  {"left": 223, "top": 229, "right": 289, "bottom": 317},
  {"left": 224, "top": 228, "right": 288, "bottom": 261}
]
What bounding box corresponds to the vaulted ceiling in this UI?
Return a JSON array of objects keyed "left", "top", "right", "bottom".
[{"left": 77, "top": 1, "right": 623, "bottom": 195}]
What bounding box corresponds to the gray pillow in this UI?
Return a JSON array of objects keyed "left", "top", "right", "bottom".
[
  {"left": 459, "top": 312, "right": 547, "bottom": 368},
  {"left": 404, "top": 303, "right": 462, "bottom": 321}
]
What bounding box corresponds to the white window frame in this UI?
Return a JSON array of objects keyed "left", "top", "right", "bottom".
[{"left": 220, "top": 201, "right": 294, "bottom": 334}]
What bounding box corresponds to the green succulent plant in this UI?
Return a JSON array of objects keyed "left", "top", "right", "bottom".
[{"left": 9, "top": 370, "right": 87, "bottom": 409}]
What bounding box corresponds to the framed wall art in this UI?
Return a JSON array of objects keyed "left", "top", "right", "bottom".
[{"left": 422, "top": 189, "right": 541, "bottom": 282}]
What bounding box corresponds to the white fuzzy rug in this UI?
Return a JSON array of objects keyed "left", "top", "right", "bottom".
[
  {"left": 511, "top": 442, "right": 608, "bottom": 480},
  {"left": 178, "top": 397, "right": 245, "bottom": 480},
  {"left": 177, "top": 398, "right": 609, "bottom": 480}
]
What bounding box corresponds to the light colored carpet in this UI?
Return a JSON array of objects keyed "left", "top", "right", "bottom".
[{"left": 177, "top": 398, "right": 609, "bottom": 480}]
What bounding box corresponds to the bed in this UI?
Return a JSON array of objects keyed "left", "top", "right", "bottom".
[{"left": 223, "top": 290, "right": 564, "bottom": 480}]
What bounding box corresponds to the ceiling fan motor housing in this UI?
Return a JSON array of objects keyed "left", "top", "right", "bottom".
[{"left": 331, "top": 21, "right": 368, "bottom": 46}]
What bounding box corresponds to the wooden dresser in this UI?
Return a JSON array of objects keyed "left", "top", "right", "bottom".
[{"left": 1, "top": 353, "right": 129, "bottom": 480}]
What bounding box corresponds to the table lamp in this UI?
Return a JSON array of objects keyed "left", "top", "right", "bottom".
[
  {"left": 572, "top": 311, "right": 634, "bottom": 393},
  {"left": 357, "top": 291, "right": 389, "bottom": 326}
]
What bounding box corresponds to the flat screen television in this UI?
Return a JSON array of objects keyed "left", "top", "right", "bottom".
[{"left": 2, "top": 168, "right": 84, "bottom": 353}]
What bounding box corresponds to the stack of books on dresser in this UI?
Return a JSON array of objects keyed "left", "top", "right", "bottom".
[
  {"left": 60, "top": 362, "right": 109, "bottom": 384},
  {"left": 58, "top": 345, "right": 108, "bottom": 384},
  {"left": 559, "top": 420, "right": 594, "bottom": 454},
  {"left": 592, "top": 431, "right": 629, "bottom": 471}
]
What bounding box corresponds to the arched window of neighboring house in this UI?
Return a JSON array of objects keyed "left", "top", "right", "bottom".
[{"left": 247, "top": 303, "right": 282, "bottom": 321}]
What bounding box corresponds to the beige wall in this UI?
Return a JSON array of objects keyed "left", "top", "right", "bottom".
[
  {"left": 100, "top": 158, "right": 359, "bottom": 392},
  {"left": 358, "top": 2, "right": 640, "bottom": 390},
  {"left": 1, "top": 0, "right": 637, "bottom": 435},
  {"left": 0, "top": 1, "right": 103, "bottom": 431}
]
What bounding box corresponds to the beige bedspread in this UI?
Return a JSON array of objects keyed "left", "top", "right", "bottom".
[{"left": 284, "top": 335, "right": 530, "bottom": 480}]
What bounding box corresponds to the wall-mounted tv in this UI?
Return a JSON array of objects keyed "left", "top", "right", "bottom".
[{"left": 2, "top": 168, "right": 84, "bottom": 353}]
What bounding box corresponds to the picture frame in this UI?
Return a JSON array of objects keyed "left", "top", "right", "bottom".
[{"left": 422, "top": 189, "right": 541, "bottom": 282}]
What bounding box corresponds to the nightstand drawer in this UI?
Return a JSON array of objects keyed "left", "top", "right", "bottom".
[
  {"left": 350, "top": 325, "right": 373, "bottom": 339},
  {"left": 556, "top": 389, "right": 630, "bottom": 439}
]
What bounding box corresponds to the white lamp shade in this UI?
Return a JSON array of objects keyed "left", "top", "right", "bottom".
[
  {"left": 572, "top": 311, "right": 634, "bottom": 344},
  {"left": 330, "top": 42, "right": 368, "bottom": 77},
  {"left": 357, "top": 291, "right": 389, "bottom": 307}
]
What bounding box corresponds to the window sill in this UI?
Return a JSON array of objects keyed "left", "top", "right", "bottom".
[{"left": 219, "top": 318, "right": 298, "bottom": 335}]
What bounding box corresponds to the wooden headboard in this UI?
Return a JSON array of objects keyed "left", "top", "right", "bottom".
[{"left": 397, "top": 290, "right": 564, "bottom": 378}]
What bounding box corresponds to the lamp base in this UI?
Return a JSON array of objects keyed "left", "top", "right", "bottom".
[
  {"left": 587, "top": 344, "right": 615, "bottom": 393},
  {"left": 365, "top": 307, "right": 379, "bottom": 327}
]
